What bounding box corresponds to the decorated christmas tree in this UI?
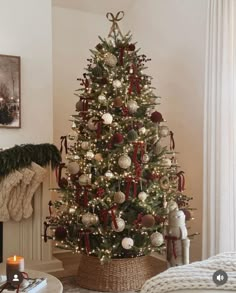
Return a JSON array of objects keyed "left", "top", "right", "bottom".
[{"left": 45, "top": 12, "right": 193, "bottom": 264}]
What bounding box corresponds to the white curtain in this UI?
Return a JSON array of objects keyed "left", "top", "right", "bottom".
[{"left": 203, "top": 0, "right": 236, "bottom": 259}]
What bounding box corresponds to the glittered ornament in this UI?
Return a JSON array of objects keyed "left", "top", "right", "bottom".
[
  {"left": 158, "top": 125, "right": 169, "bottom": 137},
  {"left": 182, "top": 209, "right": 192, "bottom": 221},
  {"left": 98, "top": 95, "right": 106, "bottom": 104},
  {"left": 150, "top": 111, "right": 164, "bottom": 123},
  {"left": 86, "top": 151, "right": 94, "bottom": 160},
  {"left": 127, "top": 100, "right": 139, "bottom": 114},
  {"left": 90, "top": 214, "right": 99, "bottom": 225},
  {"left": 91, "top": 65, "right": 103, "bottom": 77},
  {"left": 113, "top": 79, "right": 122, "bottom": 88},
  {"left": 78, "top": 174, "right": 90, "bottom": 186},
  {"left": 161, "top": 158, "right": 172, "bottom": 167},
  {"left": 105, "top": 170, "right": 114, "bottom": 179},
  {"left": 166, "top": 200, "right": 178, "bottom": 212},
  {"left": 94, "top": 153, "right": 103, "bottom": 161},
  {"left": 102, "top": 113, "right": 113, "bottom": 125},
  {"left": 81, "top": 141, "right": 90, "bottom": 150},
  {"left": 138, "top": 127, "right": 146, "bottom": 135},
  {"left": 142, "top": 153, "right": 150, "bottom": 163},
  {"left": 118, "top": 154, "right": 132, "bottom": 169},
  {"left": 121, "top": 237, "right": 134, "bottom": 249},
  {"left": 111, "top": 218, "right": 125, "bottom": 232},
  {"left": 154, "top": 143, "right": 162, "bottom": 156},
  {"left": 67, "top": 162, "right": 80, "bottom": 175},
  {"left": 114, "top": 191, "right": 126, "bottom": 204},
  {"left": 138, "top": 191, "right": 148, "bottom": 201},
  {"left": 141, "top": 214, "right": 155, "bottom": 228},
  {"left": 113, "top": 133, "right": 124, "bottom": 144},
  {"left": 159, "top": 176, "right": 170, "bottom": 190},
  {"left": 55, "top": 226, "right": 67, "bottom": 241},
  {"left": 88, "top": 117, "right": 98, "bottom": 131},
  {"left": 127, "top": 129, "right": 138, "bottom": 142},
  {"left": 150, "top": 232, "right": 164, "bottom": 246},
  {"left": 113, "top": 97, "right": 123, "bottom": 108},
  {"left": 82, "top": 212, "right": 93, "bottom": 227},
  {"left": 104, "top": 52, "right": 117, "bottom": 67}
]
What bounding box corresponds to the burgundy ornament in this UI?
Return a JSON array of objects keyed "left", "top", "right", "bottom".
[
  {"left": 150, "top": 111, "right": 164, "bottom": 123},
  {"left": 55, "top": 226, "right": 67, "bottom": 241},
  {"left": 113, "top": 133, "right": 124, "bottom": 144},
  {"left": 128, "top": 44, "right": 136, "bottom": 51},
  {"left": 100, "top": 77, "right": 108, "bottom": 85},
  {"left": 141, "top": 214, "right": 155, "bottom": 228},
  {"left": 96, "top": 43, "right": 103, "bottom": 51}
]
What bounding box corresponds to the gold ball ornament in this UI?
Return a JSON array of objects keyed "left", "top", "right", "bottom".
[
  {"left": 114, "top": 191, "right": 126, "bottom": 204},
  {"left": 88, "top": 117, "right": 98, "bottom": 131},
  {"left": 141, "top": 214, "right": 155, "bottom": 228},
  {"left": 104, "top": 52, "right": 117, "bottom": 67},
  {"left": 102, "top": 113, "right": 113, "bottom": 125},
  {"left": 113, "top": 79, "right": 122, "bottom": 88},
  {"left": 86, "top": 150, "right": 94, "bottom": 160},
  {"left": 150, "top": 232, "right": 164, "bottom": 246},
  {"left": 159, "top": 176, "right": 170, "bottom": 190},
  {"left": 118, "top": 154, "right": 132, "bottom": 169},
  {"left": 67, "top": 162, "right": 80, "bottom": 175},
  {"left": 81, "top": 141, "right": 90, "bottom": 150},
  {"left": 127, "top": 100, "right": 139, "bottom": 114},
  {"left": 113, "top": 97, "right": 123, "bottom": 108},
  {"left": 111, "top": 217, "right": 125, "bottom": 232},
  {"left": 78, "top": 174, "right": 91, "bottom": 186},
  {"left": 94, "top": 153, "right": 103, "bottom": 162},
  {"left": 158, "top": 125, "right": 169, "bottom": 137},
  {"left": 138, "top": 191, "right": 148, "bottom": 201},
  {"left": 90, "top": 214, "right": 99, "bottom": 225},
  {"left": 81, "top": 212, "right": 93, "bottom": 227},
  {"left": 121, "top": 237, "right": 134, "bottom": 249}
]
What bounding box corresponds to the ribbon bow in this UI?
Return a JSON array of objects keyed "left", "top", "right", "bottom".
[
  {"left": 106, "top": 11, "right": 124, "bottom": 38},
  {"left": 79, "top": 230, "right": 91, "bottom": 254},
  {"left": 60, "top": 136, "right": 68, "bottom": 154}
]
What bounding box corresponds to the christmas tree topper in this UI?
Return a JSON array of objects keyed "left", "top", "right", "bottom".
[{"left": 106, "top": 11, "right": 124, "bottom": 38}]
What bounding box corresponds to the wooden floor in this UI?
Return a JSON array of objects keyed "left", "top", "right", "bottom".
[{"left": 50, "top": 251, "right": 167, "bottom": 279}]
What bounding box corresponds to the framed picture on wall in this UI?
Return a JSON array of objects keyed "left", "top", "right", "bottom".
[{"left": 0, "top": 54, "right": 21, "bottom": 128}]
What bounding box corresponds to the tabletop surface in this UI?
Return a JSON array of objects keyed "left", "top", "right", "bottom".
[{"left": 0, "top": 269, "right": 63, "bottom": 293}]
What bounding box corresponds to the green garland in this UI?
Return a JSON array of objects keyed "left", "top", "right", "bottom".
[{"left": 0, "top": 143, "right": 61, "bottom": 178}]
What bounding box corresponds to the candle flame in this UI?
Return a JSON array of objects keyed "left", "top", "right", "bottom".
[{"left": 13, "top": 255, "right": 16, "bottom": 261}]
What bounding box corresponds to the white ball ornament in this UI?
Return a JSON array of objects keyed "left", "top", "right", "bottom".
[
  {"left": 118, "top": 155, "right": 132, "bottom": 169},
  {"left": 111, "top": 218, "right": 125, "bottom": 232},
  {"left": 127, "top": 100, "right": 139, "bottom": 114},
  {"left": 113, "top": 79, "right": 122, "bottom": 88},
  {"left": 121, "top": 237, "right": 134, "bottom": 250},
  {"left": 138, "top": 127, "right": 146, "bottom": 135},
  {"left": 67, "top": 162, "right": 80, "bottom": 175},
  {"left": 102, "top": 113, "right": 113, "bottom": 125},
  {"left": 69, "top": 207, "right": 76, "bottom": 214},
  {"left": 86, "top": 151, "right": 94, "bottom": 160},
  {"left": 88, "top": 117, "right": 98, "bottom": 131},
  {"left": 105, "top": 170, "right": 114, "bottom": 179},
  {"left": 82, "top": 212, "right": 93, "bottom": 227},
  {"left": 138, "top": 191, "right": 148, "bottom": 201},
  {"left": 161, "top": 158, "right": 172, "bottom": 167},
  {"left": 150, "top": 232, "right": 164, "bottom": 247},
  {"left": 104, "top": 52, "right": 117, "bottom": 67},
  {"left": 142, "top": 153, "right": 150, "bottom": 164},
  {"left": 158, "top": 125, "right": 169, "bottom": 137},
  {"left": 78, "top": 174, "right": 91, "bottom": 186},
  {"left": 114, "top": 191, "right": 126, "bottom": 204},
  {"left": 81, "top": 141, "right": 90, "bottom": 150},
  {"left": 98, "top": 95, "right": 106, "bottom": 104}
]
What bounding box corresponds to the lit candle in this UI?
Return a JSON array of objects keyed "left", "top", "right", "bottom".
[{"left": 6, "top": 255, "right": 24, "bottom": 282}]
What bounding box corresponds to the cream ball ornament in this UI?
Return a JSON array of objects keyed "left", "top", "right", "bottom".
[
  {"left": 150, "top": 232, "right": 164, "bottom": 246},
  {"left": 88, "top": 117, "right": 98, "bottom": 131},
  {"left": 102, "top": 113, "right": 113, "bottom": 125},
  {"left": 158, "top": 125, "right": 169, "bottom": 137},
  {"left": 90, "top": 214, "right": 99, "bottom": 225},
  {"left": 138, "top": 127, "right": 146, "bottom": 135},
  {"left": 104, "top": 52, "right": 117, "bottom": 67},
  {"left": 114, "top": 191, "right": 126, "bottom": 204},
  {"left": 138, "top": 191, "right": 148, "bottom": 201},
  {"left": 161, "top": 158, "right": 172, "bottom": 167},
  {"left": 105, "top": 170, "right": 114, "bottom": 179},
  {"left": 98, "top": 95, "right": 106, "bottom": 104},
  {"left": 67, "top": 162, "right": 80, "bottom": 175},
  {"left": 81, "top": 212, "right": 93, "bottom": 227},
  {"left": 127, "top": 100, "right": 139, "bottom": 114},
  {"left": 94, "top": 153, "right": 103, "bottom": 162},
  {"left": 81, "top": 141, "right": 90, "bottom": 150},
  {"left": 113, "top": 79, "right": 122, "bottom": 88},
  {"left": 86, "top": 151, "right": 94, "bottom": 160},
  {"left": 142, "top": 153, "right": 150, "bottom": 164},
  {"left": 118, "top": 154, "right": 132, "bottom": 169},
  {"left": 78, "top": 174, "right": 91, "bottom": 186},
  {"left": 111, "top": 218, "right": 125, "bottom": 232},
  {"left": 121, "top": 237, "right": 134, "bottom": 250}
]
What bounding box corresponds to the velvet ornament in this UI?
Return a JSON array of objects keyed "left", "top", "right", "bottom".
[
  {"left": 113, "top": 133, "right": 124, "bottom": 144},
  {"left": 150, "top": 111, "right": 164, "bottom": 123},
  {"left": 141, "top": 214, "right": 155, "bottom": 228}
]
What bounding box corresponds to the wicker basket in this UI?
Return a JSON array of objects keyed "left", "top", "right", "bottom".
[{"left": 77, "top": 254, "right": 160, "bottom": 292}]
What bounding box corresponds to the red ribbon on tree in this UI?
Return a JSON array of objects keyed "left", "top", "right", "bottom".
[
  {"left": 119, "top": 47, "right": 125, "bottom": 65},
  {"left": 132, "top": 142, "right": 145, "bottom": 164},
  {"left": 177, "top": 171, "right": 185, "bottom": 192},
  {"left": 128, "top": 65, "right": 141, "bottom": 95},
  {"left": 100, "top": 205, "right": 118, "bottom": 229},
  {"left": 133, "top": 212, "right": 143, "bottom": 227},
  {"left": 60, "top": 136, "right": 68, "bottom": 154},
  {"left": 165, "top": 235, "right": 178, "bottom": 260},
  {"left": 79, "top": 230, "right": 91, "bottom": 254},
  {"left": 170, "top": 131, "right": 175, "bottom": 150},
  {"left": 55, "top": 163, "right": 66, "bottom": 186},
  {"left": 122, "top": 106, "right": 129, "bottom": 116},
  {"left": 125, "top": 177, "right": 138, "bottom": 199},
  {"left": 96, "top": 187, "right": 105, "bottom": 198},
  {"left": 80, "top": 96, "right": 93, "bottom": 112},
  {"left": 94, "top": 118, "right": 104, "bottom": 139}
]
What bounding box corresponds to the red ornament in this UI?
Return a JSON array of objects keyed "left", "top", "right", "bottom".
[
  {"left": 113, "top": 133, "right": 124, "bottom": 144},
  {"left": 55, "top": 226, "right": 67, "bottom": 241},
  {"left": 182, "top": 209, "right": 192, "bottom": 221},
  {"left": 128, "top": 44, "right": 136, "bottom": 51},
  {"left": 141, "top": 214, "right": 155, "bottom": 228},
  {"left": 150, "top": 111, "right": 164, "bottom": 123}
]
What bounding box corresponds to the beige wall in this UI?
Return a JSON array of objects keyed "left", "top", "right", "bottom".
[
  {"left": 52, "top": 0, "right": 207, "bottom": 261},
  {"left": 0, "top": 0, "right": 53, "bottom": 148}
]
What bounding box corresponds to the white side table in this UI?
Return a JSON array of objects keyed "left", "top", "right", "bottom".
[{"left": 0, "top": 269, "right": 63, "bottom": 293}]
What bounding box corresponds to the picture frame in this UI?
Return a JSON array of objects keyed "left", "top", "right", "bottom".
[{"left": 0, "top": 54, "right": 21, "bottom": 128}]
